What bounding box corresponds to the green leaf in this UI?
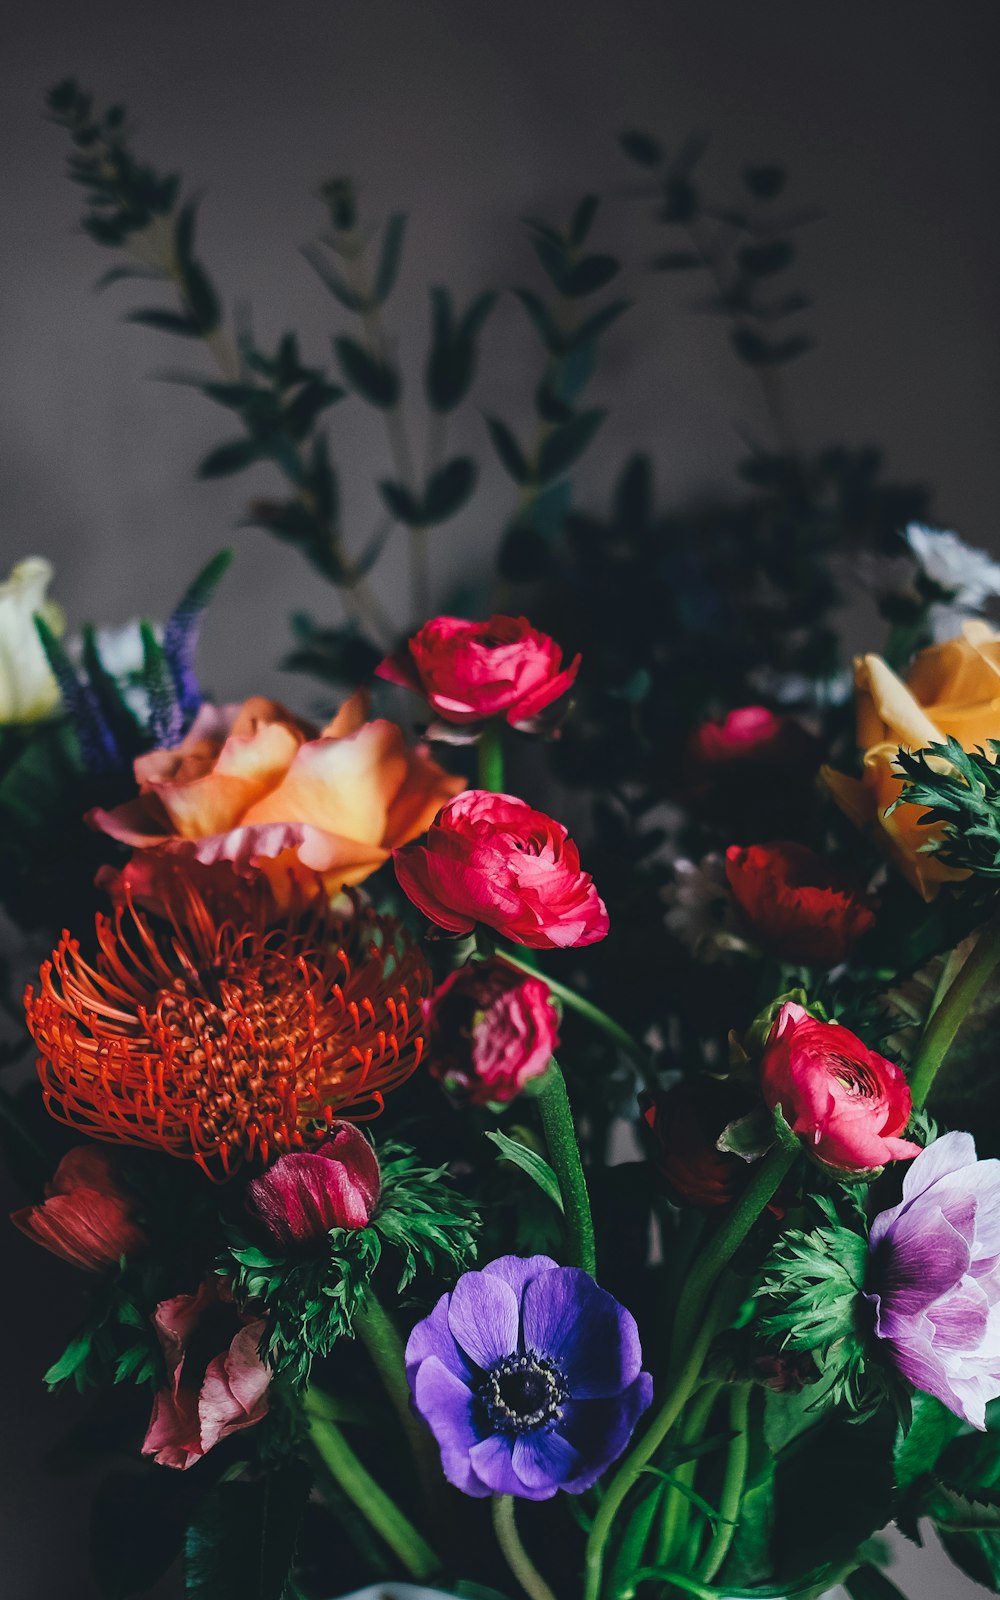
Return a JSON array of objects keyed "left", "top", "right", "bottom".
[
  {"left": 180, "top": 260, "right": 222, "bottom": 334},
  {"left": 485, "top": 1129, "right": 564, "bottom": 1212},
  {"left": 569, "top": 194, "right": 599, "bottom": 246},
  {"left": 743, "top": 165, "right": 787, "bottom": 200},
  {"left": 184, "top": 1467, "right": 312, "bottom": 1600},
  {"left": 333, "top": 335, "right": 399, "bottom": 407},
  {"left": 425, "top": 288, "right": 497, "bottom": 410},
  {"left": 422, "top": 457, "right": 477, "bottom": 523},
  {"left": 844, "top": 1568, "right": 909, "bottom": 1600},
  {"left": 377, "top": 479, "right": 422, "bottom": 525},
  {"left": 564, "top": 254, "right": 620, "bottom": 298},
  {"left": 895, "top": 1392, "right": 962, "bottom": 1492},
  {"left": 567, "top": 297, "right": 631, "bottom": 349},
  {"left": 300, "top": 243, "right": 372, "bottom": 313},
  {"left": 536, "top": 408, "right": 606, "bottom": 483},
  {"left": 738, "top": 239, "right": 796, "bottom": 278},
  {"left": 126, "top": 307, "right": 201, "bottom": 337},
  {"left": 93, "top": 264, "right": 165, "bottom": 292},
  {"left": 620, "top": 129, "right": 664, "bottom": 167},
  {"left": 514, "top": 288, "right": 564, "bottom": 354},
  {"left": 531, "top": 232, "right": 569, "bottom": 293},
  {"left": 198, "top": 438, "right": 264, "bottom": 478},
  {"left": 373, "top": 212, "right": 407, "bottom": 304},
  {"left": 485, "top": 416, "right": 530, "bottom": 484}
]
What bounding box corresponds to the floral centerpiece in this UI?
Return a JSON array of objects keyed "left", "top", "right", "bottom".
[{"left": 3, "top": 79, "right": 1000, "bottom": 1600}]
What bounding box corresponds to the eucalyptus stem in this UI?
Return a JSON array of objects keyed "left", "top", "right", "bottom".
[
  {"left": 492, "top": 1495, "right": 558, "bottom": 1600},
  {"left": 354, "top": 1291, "right": 440, "bottom": 1496},
  {"left": 909, "top": 914, "right": 1000, "bottom": 1110},
  {"left": 303, "top": 1386, "right": 442, "bottom": 1581},
  {"left": 498, "top": 949, "right": 652, "bottom": 1084},
  {"left": 536, "top": 1059, "right": 597, "bottom": 1275},
  {"left": 477, "top": 721, "right": 506, "bottom": 792},
  {"left": 698, "top": 1384, "right": 750, "bottom": 1583},
  {"left": 583, "top": 1144, "right": 796, "bottom": 1600}
]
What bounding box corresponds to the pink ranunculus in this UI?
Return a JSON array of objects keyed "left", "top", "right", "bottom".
[
  {"left": 393, "top": 790, "right": 609, "bottom": 949},
  {"left": 11, "top": 1144, "right": 147, "bottom": 1271},
  {"left": 245, "top": 1123, "right": 381, "bottom": 1247},
  {"left": 142, "top": 1279, "right": 270, "bottom": 1470},
  {"left": 377, "top": 615, "right": 580, "bottom": 731},
  {"left": 688, "top": 706, "right": 816, "bottom": 767},
  {"left": 760, "top": 1002, "right": 920, "bottom": 1172},
  {"left": 423, "top": 958, "right": 560, "bottom": 1105}
]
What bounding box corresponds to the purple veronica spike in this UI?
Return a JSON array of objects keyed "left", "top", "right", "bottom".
[
  {"left": 865, "top": 1131, "right": 1000, "bottom": 1428},
  {"left": 405, "top": 1255, "right": 653, "bottom": 1500}
]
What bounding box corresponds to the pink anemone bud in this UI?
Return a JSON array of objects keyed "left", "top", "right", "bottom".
[{"left": 244, "top": 1122, "right": 381, "bottom": 1247}]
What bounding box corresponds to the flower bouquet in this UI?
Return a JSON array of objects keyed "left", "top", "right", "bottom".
[{"left": 4, "top": 79, "right": 1000, "bottom": 1600}]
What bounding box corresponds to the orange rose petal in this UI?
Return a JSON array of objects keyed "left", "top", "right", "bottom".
[
  {"left": 149, "top": 721, "right": 302, "bottom": 839},
  {"left": 239, "top": 721, "right": 408, "bottom": 846},
  {"left": 384, "top": 747, "right": 464, "bottom": 846}
]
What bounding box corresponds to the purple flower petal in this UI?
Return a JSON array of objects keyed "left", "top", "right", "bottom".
[
  {"left": 413, "top": 1355, "right": 489, "bottom": 1498},
  {"left": 522, "top": 1268, "right": 642, "bottom": 1398},
  {"left": 512, "top": 1429, "right": 581, "bottom": 1491},
  {"left": 556, "top": 1373, "right": 654, "bottom": 1492},
  {"left": 448, "top": 1270, "right": 520, "bottom": 1369},
  {"left": 405, "top": 1291, "right": 474, "bottom": 1386},
  {"left": 482, "top": 1254, "right": 559, "bottom": 1304},
  {"left": 468, "top": 1432, "right": 524, "bottom": 1496}
]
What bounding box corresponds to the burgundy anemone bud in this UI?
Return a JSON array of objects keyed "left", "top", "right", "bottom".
[
  {"left": 424, "top": 958, "right": 559, "bottom": 1105},
  {"left": 244, "top": 1123, "right": 381, "bottom": 1247},
  {"left": 11, "top": 1144, "right": 147, "bottom": 1271},
  {"left": 640, "top": 1079, "right": 760, "bottom": 1209}
]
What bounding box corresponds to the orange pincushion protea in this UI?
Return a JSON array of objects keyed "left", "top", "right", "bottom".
[{"left": 24, "top": 882, "right": 430, "bottom": 1179}]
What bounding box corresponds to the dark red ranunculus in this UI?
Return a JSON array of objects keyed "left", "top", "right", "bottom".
[
  {"left": 394, "top": 790, "right": 609, "bottom": 949},
  {"left": 424, "top": 958, "right": 559, "bottom": 1105},
  {"left": 724, "top": 841, "right": 877, "bottom": 966},
  {"left": 760, "top": 1002, "right": 920, "bottom": 1172},
  {"left": 11, "top": 1144, "right": 147, "bottom": 1271},
  {"left": 245, "top": 1123, "right": 381, "bottom": 1248},
  {"left": 377, "top": 615, "right": 579, "bottom": 730},
  {"left": 640, "top": 1078, "right": 760, "bottom": 1209}
]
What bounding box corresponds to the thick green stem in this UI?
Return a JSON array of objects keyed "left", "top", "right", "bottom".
[
  {"left": 492, "top": 1495, "right": 558, "bottom": 1600},
  {"left": 698, "top": 1384, "right": 750, "bottom": 1583},
  {"left": 654, "top": 1381, "right": 721, "bottom": 1568},
  {"left": 304, "top": 1386, "right": 442, "bottom": 1581},
  {"left": 477, "top": 721, "right": 506, "bottom": 792},
  {"left": 583, "top": 1144, "right": 796, "bottom": 1600},
  {"left": 909, "top": 915, "right": 1000, "bottom": 1110},
  {"left": 354, "top": 1291, "right": 440, "bottom": 1496},
  {"left": 536, "top": 1060, "right": 597, "bottom": 1275},
  {"left": 499, "top": 949, "right": 652, "bottom": 1084}
]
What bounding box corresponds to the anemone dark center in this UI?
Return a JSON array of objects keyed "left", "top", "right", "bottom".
[{"left": 481, "top": 1352, "right": 568, "bottom": 1432}]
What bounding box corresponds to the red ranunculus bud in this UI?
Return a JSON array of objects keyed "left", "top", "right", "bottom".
[
  {"left": 377, "top": 614, "right": 580, "bottom": 731},
  {"left": 424, "top": 958, "right": 559, "bottom": 1105},
  {"left": 244, "top": 1122, "right": 381, "bottom": 1247},
  {"left": 760, "top": 1003, "right": 920, "bottom": 1172},
  {"left": 724, "top": 841, "right": 877, "bottom": 967},
  {"left": 394, "top": 790, "right": 608, "bottom": 949},
  {"left": 11, "top": 1144, "right": 147, "bottom": 1271},
  {"left": 640, "top": 1079, "right": 760, "bottom": 1209}
]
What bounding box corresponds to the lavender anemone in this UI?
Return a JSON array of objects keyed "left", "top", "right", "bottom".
[
  {"left": 866, "top": 1131, "right": 1000, "bottom": 1428},
  {"left": 405, "top": 1255, "right": 652, "bottom": 1499}
]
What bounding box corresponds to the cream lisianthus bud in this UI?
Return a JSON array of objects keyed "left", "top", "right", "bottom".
[{"left": 0, "top": 557, "right": 65, "bottom": 724}]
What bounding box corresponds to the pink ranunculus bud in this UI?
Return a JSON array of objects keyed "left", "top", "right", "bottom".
[
  {"left": 142, "top": 1278, "right": 270, "bottom": 1470},
  {"left": 760, "top": 1003, "right": 920, "bottom": 1172},
  {"left": 377, "top": 614, "right": 580, "bottom": 731},
  {"left": 394, "top": 790, "right": 609, "bottom": 950},
  {"left": 11, "top": 1144, "right": 147, "bottom": 1271},
  {"left": 244, "top": 1123, "right": 381, "bottom": 1247},
  {"left": 424, "top": 959, "right": 559, "bottom": 1105}
]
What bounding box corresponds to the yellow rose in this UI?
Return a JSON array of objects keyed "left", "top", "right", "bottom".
[
  {"left": 822, "top": 621, "right": 1000, "bottom": 899},
  {"left": 0, "top": 558, "right": 65, "bottom": 724}
]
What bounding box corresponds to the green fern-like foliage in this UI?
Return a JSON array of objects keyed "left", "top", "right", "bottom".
[{"left": 894, "top": 738, "right": 1000, "bottom": 879}]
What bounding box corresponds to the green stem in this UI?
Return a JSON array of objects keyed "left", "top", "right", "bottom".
[
  {"left": 477, "top": 721, "right": 506, "bottom": 792},
  {"left": 498, "top": 949, "right": 652, "bottom": 1083},
  {"left": 909, "top": 914, "right": 1000, "bottom": 1110},
  {"left": 655, "top": 1381, "right": 720, "bottom": 1568},
  {"left": 583, "top": 1144, "right": 796, "bottom": 1600},
  {"left": 354, "top": 1292, "right": 440, "bottom": 1495},
  {"left": 492, "top": 1495, "right": 558, "bottom": 1600},
  {"left": 536, "top": 1060, "right": 597, "bottom": 1275},
  {"left": 698, "top": 1384, "right": 750, "bottom": 1583},
  {"left": 304, "top": 1386, "right": 442, "bottom": 1581}
]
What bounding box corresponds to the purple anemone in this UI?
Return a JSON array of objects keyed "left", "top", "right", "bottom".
[
  {"left": 405, "top": 1254, "right": 652, "bottom": 1500},
  {"left": 866, "top": 1130, "right": 1000, "bottom": 1428}
]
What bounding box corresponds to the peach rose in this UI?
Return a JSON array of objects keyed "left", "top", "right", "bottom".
[
  {"left": 89, "top": 690, "right": 463, "bottom": 905},
  {"left": 822, "top": 621, "right": 1000, "bottom": 899}
]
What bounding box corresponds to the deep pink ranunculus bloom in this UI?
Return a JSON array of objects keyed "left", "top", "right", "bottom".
[
  {"left": 245, "top": 1123, "right": 381, "bottom": 1247},
  {"left": 393, "top": 790, "right": 609, "bottom": 949},
  {"left": 142, "top": 1278, "right": 270, "bottom": 1469},
  {"left": 424, "top": 958, "right": 559, "bottom": 1105},
  {"left": 11, "top": 1144, "right": 147, "bottom": 1271},
  {"left": 377, "top": 615, "right": 580, "bottom": 730},
  {"left": 760, "top": 1002, "right": 920, "bottom": 1172},
  {"left": 866, "top": 1131, "right": 1000, "bottom": 1428}
]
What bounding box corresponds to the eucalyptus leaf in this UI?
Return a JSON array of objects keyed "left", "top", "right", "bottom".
[{"left": 333, "top": 336, "right": 400, "bottom": 407}]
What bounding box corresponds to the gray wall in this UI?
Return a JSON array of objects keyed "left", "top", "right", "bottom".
[{"left": 2, "top": 1, "right": 998, "bottom": 1595}]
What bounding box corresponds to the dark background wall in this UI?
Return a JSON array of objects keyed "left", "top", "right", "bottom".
[{"left": 2, "top": 2, "right": 999, "bottom": 1594}]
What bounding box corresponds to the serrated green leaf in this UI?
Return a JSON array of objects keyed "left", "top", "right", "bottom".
[{"left": 485, "top": 1129, "right": 564, "bottom": 1212}]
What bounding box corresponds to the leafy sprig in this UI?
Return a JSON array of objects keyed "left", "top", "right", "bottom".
[{"left": 894, "top": 737, "right": 1000, "bottom": 880}]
